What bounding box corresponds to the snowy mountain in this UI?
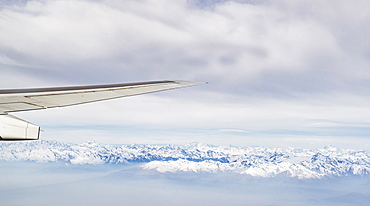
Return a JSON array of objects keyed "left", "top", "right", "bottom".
[{"left": 1, "top": 140, "right": 369, "bottom": 179}]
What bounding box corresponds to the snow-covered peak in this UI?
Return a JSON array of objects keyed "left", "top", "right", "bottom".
[{"left": 0, "top": 140, "right": 369, "bottom": 179}]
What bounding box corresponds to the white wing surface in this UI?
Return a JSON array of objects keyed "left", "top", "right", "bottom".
[{"left": 0, "top": 80, "right": 204, "bottom": 114}]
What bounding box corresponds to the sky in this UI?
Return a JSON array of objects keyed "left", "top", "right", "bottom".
[{"left": 1, "top": 0, "right": 370, "bottom": 149}]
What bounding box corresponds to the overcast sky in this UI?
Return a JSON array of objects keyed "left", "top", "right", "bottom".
[{"left": 1, "top": 0, "right": 370, "bottom": 149}]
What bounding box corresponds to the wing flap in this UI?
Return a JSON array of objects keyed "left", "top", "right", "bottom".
[{"left": 0, "top": 102, "right": 43, "bottom": 112}]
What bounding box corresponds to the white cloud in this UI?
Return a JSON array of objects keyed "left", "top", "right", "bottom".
[
  {"left": 1, "top": 0, "right": 370, "bottom": 147},
  {"left": 0, "top": 0, "right": 359, "bottom": 82}
]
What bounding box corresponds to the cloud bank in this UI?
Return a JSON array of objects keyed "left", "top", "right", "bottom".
[{"left": 0, "top": 0, "right": 370, "bottom": 147}]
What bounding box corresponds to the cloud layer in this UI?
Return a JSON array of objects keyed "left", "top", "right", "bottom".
[
  {"left": 1, "top": 161, "right": 370, "bottom": 206},
  {"left": 1, "top": 0, "right": 370, "bottom": 148}
]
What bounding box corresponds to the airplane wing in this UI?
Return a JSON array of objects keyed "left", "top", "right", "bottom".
[
  {"left": 0, "top": 80, "right": 205, "bottom": 140},
  {"left": 0, "top": 80, "right": 204, "bottom": 114}
]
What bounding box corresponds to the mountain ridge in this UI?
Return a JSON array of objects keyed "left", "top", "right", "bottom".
[{"left": 1, "top": 140, "right": 369, "bottom": 179}]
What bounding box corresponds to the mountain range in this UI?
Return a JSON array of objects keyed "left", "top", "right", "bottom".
[{"left": 1, "top": 140, "right": 369, "bottom": 179}]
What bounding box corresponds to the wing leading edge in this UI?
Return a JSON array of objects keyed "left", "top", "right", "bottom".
[{"left": 0, "top": 80, "right": 205, "bottom": 114}]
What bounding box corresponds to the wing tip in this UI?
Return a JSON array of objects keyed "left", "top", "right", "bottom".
[{"left": 173, "top": 80, "right": 208, "bottom": 87}]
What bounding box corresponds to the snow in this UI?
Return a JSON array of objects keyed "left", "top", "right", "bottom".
[{"left": 0, "top": 140, "right": 369, "bottom": 179}]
